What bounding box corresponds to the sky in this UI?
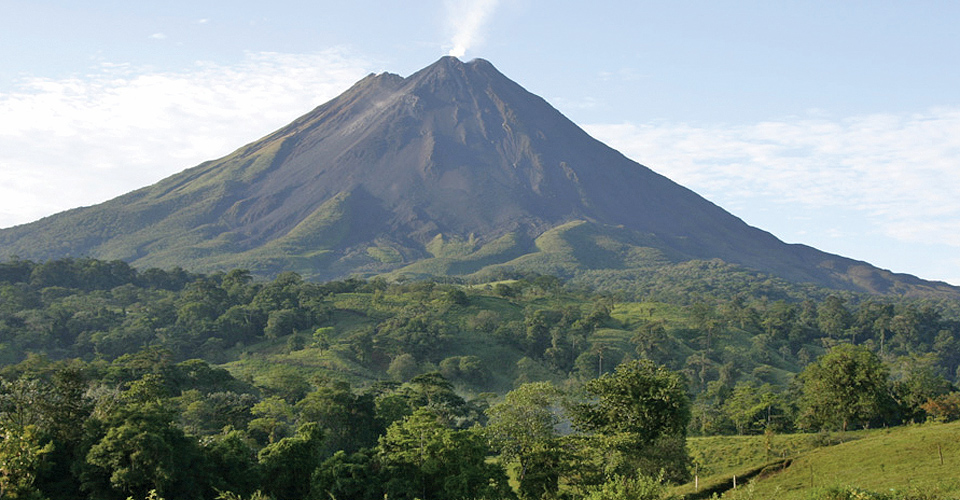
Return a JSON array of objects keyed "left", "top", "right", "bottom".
[{"left": 2, "top": 1, "right": 960, "bottom": 285}]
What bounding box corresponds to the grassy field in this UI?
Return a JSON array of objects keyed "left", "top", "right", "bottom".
[{"left": 677, "top": 422, "right": 960, "bottom": 499}]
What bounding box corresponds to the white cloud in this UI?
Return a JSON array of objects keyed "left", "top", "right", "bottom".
[
  {"left": 149, "top": 33, "right": 167, "bottom": 40},
  {"left": 584, "top": 109, "right": 960, "bottom": 249},
  {"left": 0, "top": 50, "right": 370, "bottom": 228},
  {"left": 445, "top": 0, "right": 500, "bottom": 58},
  {"left": 552, "top": 96, "right": 601, "bottom": 111}
]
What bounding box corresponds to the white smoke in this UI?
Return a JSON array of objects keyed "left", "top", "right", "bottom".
[{"left": 446, "top": 0, "right": 500, "bottom": 57}]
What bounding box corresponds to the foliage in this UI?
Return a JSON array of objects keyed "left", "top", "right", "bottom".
[
  {"left": 0, "top": 424, "right": 52, "bottom": 500},
  {"left": 80, "top": 398, "right": 205, "bottom": 500},
  {"left": 581, "top": 474, "right": 675, "bottom": 500},
  {"left": 256, "top": 423, "right": 323, "bottom": 500},
  {"left": 311, "top": 449, "right": 382, "bottom": 500},
  {"left": 485, "top": 382, "right": 566, "bottom": 499},
  {"left": 572, "top": 360, "right": 690, "bottom": 441},
  {"left": 797, "top": 345, "right": 891, "bottom": 431},
  {"left": 294, "top": 379, "right": 380, "bottom": 456},
  {"left": 920, "top": 391, "right": 960, "bottom": 422},
  {"left": 201, "top": 430, "right": 260, "bottom": 498},
  {"left": 570, "top": 360, "right": 692, "bottom": 483},
  {"left": 377, "top": 409, "right": 513, "bottom": 500},
  {"left": 0, "top": 259, "right": 959, "bottom": 498}
]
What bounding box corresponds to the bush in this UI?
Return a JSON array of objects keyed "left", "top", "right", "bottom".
[
  {"left": 387, "top": 354, "right": 419, "bottom": 382},
  {"left": 581, "top": 474, "right": 672, "bottom": 500},
  {"left": 920, "top": 392, "right": 960, "bottom": 422}
]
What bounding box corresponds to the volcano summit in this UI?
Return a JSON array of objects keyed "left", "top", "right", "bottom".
[{"left": 0, "top": 56, "right": 955, "bottom": 297}]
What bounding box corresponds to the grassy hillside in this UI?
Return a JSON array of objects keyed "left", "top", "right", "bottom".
[{"left": 678, "top": 422, "right": 960, "bottom": 499}]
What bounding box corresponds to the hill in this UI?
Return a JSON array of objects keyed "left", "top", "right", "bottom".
[
  {"left": 0, "top": 57, "right": 957, "bottom": 299},
  {"left": 679, "top": 422, "right": 960, "bottom": 499}
]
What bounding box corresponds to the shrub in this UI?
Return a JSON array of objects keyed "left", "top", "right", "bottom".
[
  {"left": 920, "top": 392, "right": 960, "bottom": 422},
  {"left": 581, "top": 474, "right": 673, "bottom": 500}
]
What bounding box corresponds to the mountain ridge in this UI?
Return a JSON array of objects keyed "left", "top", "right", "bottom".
[{"left": 1, "top": 56, "right": 957, "bottom": 299}]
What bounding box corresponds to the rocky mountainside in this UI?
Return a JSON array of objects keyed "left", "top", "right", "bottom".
[{"left": 1, "top": 56, "right": 956, "bottom": 298}]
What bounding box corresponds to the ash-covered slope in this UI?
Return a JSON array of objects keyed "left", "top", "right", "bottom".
[{"left": 0, "top": 56, "right": 955, "bottom": 297}]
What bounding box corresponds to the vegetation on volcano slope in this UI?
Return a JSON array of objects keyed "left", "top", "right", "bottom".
[{"left": 2, "top": 257, "right": 960, "bottom": 499}]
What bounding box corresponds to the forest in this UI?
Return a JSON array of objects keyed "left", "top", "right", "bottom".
[{"left": 1, "top": 257, "right": 959, "bottom": 500}]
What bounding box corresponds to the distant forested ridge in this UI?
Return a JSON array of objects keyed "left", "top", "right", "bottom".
[{"left": 1, "top": 257, "right": 960, "bottom": 499}]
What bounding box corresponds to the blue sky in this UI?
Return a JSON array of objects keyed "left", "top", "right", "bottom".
[{"left": 2, "top": 1, "right": 960, "bottom": 285}]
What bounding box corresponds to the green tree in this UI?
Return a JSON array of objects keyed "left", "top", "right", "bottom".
[
  {"left": 248, "top": 397, "right": 295, "bottom": 444},
  {"left": 179, "top": 391, "right": 257, "bottom": 436},
  {"left": 888, "top": 354, "right": 953, "bottom": 423},
  {"left": 312, "top": 326, "right": 334, "bottom": 354},
  {"left": 0, "top": 424, "right": 52, "bottom": 500},
  {"left": 257, "top": 422, "right": 324, "bottom": 500},
  {"left": 572, "top": 360, "right": 690, "bottom": 440},
  {"left": 485, "top": 382, "right": 565, "bottom": 500},
  {"left": 201, "top": 429, "right": 261, "bottom": 497},
  {"left": 817, "top": 295, "right": 852, "bottom": 340},
  {"left": 263, "top": 309, "right": 303, "bottom": 339},
  {"left": 33, "top": 367, "right": 94, "bottom": 499},
  {"left": 689, "top": 380, "right": 734, "bottom": 436},
  {"left": 524, "top": 308, "right": 560, "bottom": 358},
  {"left": 722, "top": 381, "right": 780, "bottom": 435},
  {"left": 378, "top": 409, "right": 512, "bottom": 500},
  {"left": 312, "top": 449, "right": 382, "bottom": 500},
  {"left": 250, "top": 272, "right": 303, "bottom": 312},
  {"left": 402, "top": 372, "right": 470, "bottom": 426},
  {"left": 570, "top": 359, "right": 691, "bottom": 483},
  {"left": 581, "top": 473, "right": 669, "bottom": 500},
  {"left": 797, "top": 344, "right": 891, "bottom": 431},
  {"left": 80, "top": 399, "right": 203, "bottom": 500},
  {"left": 295, "top": 380, "right": 381, "bottom": 456},
  {"left": 387, "top": 353, "right": 420, "bottom": 382}
]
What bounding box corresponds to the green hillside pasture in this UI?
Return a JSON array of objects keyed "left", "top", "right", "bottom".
[
  {"left": 707, "top": 422, "right": 960, "bottom": 499},
  {"left": 676, "top": 431, "right": 867, "bottom": 498}
]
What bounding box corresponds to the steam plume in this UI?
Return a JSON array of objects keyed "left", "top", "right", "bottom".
[{"left": 446, "top": 0, "right": 500, "bottom": 57}]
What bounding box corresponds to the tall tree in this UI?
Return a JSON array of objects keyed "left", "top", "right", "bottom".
[
  {"left": 80, "top": 399, "right": 204, "bottom": 500},
  {"left": 0, "top": 424, "right": 51, "bottom": 500},
  {"left": 295, "top": 379, "right": 381, "bottom": 457},
  {"left": 817, "top": 295, "right": 852, "bottom": 341},
  {"left": 570, "top": 359, "right": 691, "bottom": 483},
  {"left": 486, "top": 382, "right": 565, "bottom": 500},
  {"left": 378, "top": 409, "right": 513, "bottom": 500},
  {"left": 257, "top": 422, "right": 324, "bottom": 500},
  {"left": 797, "top": 344, "right": 891, "bottom": 431},
  {"left": 722, "top": 381, "right": 780, "bottom": 435}
]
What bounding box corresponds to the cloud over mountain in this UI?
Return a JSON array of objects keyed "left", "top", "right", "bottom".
[{"left": 0, "top": 50, "right": 369, "bottom": 227}]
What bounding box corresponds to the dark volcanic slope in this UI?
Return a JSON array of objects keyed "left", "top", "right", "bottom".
[{"left": 0, "top": 56, "right": 956, "bottom": 297}]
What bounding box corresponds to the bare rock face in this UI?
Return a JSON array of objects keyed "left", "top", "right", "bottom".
[{"left": 0, "top": 56, "right": 956, "bottom": 297}]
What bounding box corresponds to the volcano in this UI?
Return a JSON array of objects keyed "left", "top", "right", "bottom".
[{"left": 0, "top": 56, "right": 955, "bottom": 297}]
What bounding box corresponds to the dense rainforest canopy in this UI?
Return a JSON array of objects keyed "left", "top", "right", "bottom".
[{"left": 1, "top": 257, "right": 959, "bottom": 499}]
